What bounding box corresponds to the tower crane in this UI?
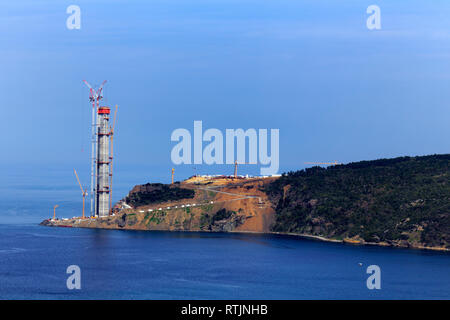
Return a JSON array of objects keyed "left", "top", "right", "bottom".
[
  {"left": 234, "top": 160, "right": 255, "bottom": 179},
  {"left": 74, "top": 169, "right": 88, "bottom": 219},
  {"left": 53, "top": 205, "right": 59, "bottom": 220},
  {"left": 171, "top": 168, "right": 175, "bottom": 184},
  {"left": 304, "top": 161, "right": 342, "bottom": 166}
]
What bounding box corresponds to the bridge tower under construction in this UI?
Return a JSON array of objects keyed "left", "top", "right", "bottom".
[
  {"left": 96, "top": 106, "right": 111, "bottom": 217},
  {"left": 83, "top": 80, "right": 118, "bottom": 218}
]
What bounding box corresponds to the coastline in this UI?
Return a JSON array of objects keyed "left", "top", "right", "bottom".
[
  {"left": 245, "top": 230, "right": 449, "bottom": 252},
  {"left": 41, "top": 221, "right": 450, "bottom": 253},
  {"left": 40, "top": 158, "right": 450, "bottom": 255}
]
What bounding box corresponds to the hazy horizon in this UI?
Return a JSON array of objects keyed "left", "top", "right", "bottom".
[{"left": 1, "top": 0, "right": 450, "bottom": 183}]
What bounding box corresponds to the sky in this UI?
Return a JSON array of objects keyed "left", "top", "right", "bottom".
[{"left": 1, "top": 0, "right": 450, "bottom": 185}]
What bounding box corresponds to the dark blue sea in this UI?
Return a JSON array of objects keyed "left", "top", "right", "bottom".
[{"left": 0, "top": 165, "right": 449, "bottom": 299}]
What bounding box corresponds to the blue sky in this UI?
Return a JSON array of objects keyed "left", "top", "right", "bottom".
[{"left": 1, "top": 0, "right": 450, "bottom": 183}]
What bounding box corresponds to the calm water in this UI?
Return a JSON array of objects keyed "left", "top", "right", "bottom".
[
  {"left": 0, "top": 165, "right": 448, "bottom": 299},
  {"left": 0, "top": 224, "right": 449, "bottom": 299}
]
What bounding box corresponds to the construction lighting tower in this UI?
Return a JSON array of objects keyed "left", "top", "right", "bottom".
[{"left": 83, "top": 80, "right": 110, "bottom": 217}]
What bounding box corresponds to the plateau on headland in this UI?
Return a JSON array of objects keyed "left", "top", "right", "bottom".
[{"left": 41, "top": 154, "right": 450, "bottom": 252}]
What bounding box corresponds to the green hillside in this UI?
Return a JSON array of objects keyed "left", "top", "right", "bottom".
[
  {"left": 124, "top": 183, "right": 195, "bottom": 207},
  {"left": 264, "top": 154, "right": 450, "bottom": 249}
]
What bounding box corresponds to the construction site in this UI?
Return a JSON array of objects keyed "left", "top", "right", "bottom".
[
  {"left": 49, "top": 81, "right": 117, "bottom": 222},
  {"left": 43, "top": 80, "right": 341, "bottom": 235}
]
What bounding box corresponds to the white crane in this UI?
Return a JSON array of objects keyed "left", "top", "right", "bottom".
[{"left": 83, "top": 80, "right": 107, "bottom": 217}]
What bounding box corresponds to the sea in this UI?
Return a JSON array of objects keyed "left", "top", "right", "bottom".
[{"left": 0, "top": 165, "right": 449, "bottom": 299}]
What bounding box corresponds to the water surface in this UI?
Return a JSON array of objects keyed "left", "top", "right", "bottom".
[{"left": 0, "top": 224, "right": 448, "bottom": 299}]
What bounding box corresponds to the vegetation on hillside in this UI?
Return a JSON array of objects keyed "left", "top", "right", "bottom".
[
  {"left": 125, "top": 183, "right": 195, "bottom": 207},
  {"left": 199, "top": 208, "right": 243, "bottom": 231},
  {"left": 264, "top": 154, "right": 450, "bottom": 248}
]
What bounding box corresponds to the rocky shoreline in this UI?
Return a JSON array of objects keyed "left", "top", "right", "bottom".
[{"left": 40, "top": 218, "right": 449, "bottom": 253}]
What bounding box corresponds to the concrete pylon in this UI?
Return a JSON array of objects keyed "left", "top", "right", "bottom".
[{"left": 96, "top": 106, "right": 111, "bottom": 217}]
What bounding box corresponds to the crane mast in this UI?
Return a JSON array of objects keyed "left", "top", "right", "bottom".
[
  {"left": 233, "top": 161, "right": 254, "bottom": 178},
  {"left": 74, "top": 169, "right": 87, "bottom": 219}
]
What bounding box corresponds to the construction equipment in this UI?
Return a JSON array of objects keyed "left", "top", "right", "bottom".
[
  {"left": 171, "top": 168, "right": 175, "bottom": 184},
  {"left": 82, "top": 80, "right": 107, "bottom": 217},
  {"left": 304, "top": 161, "right": 342, "bottom": 166},
  {"left": 109, "top": 105, "right": 118, "bottom": 215},
  {"left": 74, "top": 169, "right": 87, "bottom": 219},
  {"left": 234, "top": 160, "right": 255, "bottom": 178},
  {"left": 53, "top": 205, "right": 59, "bottom": 220},
  {"left": 83, "top": 80, "right": 114, "bottom": 217}
]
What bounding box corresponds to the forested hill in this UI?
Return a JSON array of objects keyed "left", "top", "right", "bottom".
[{"left": 264, "top": 154, "right": 450, "bottom": 249}]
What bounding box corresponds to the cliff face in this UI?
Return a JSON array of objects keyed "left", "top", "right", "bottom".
[{"left": 43, "top": 177, "right": 277, "bottom": 234}]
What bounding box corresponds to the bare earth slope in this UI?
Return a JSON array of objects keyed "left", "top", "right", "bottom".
[{"left": 42, "top": 176, "right": 277, "bottom": 234}]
